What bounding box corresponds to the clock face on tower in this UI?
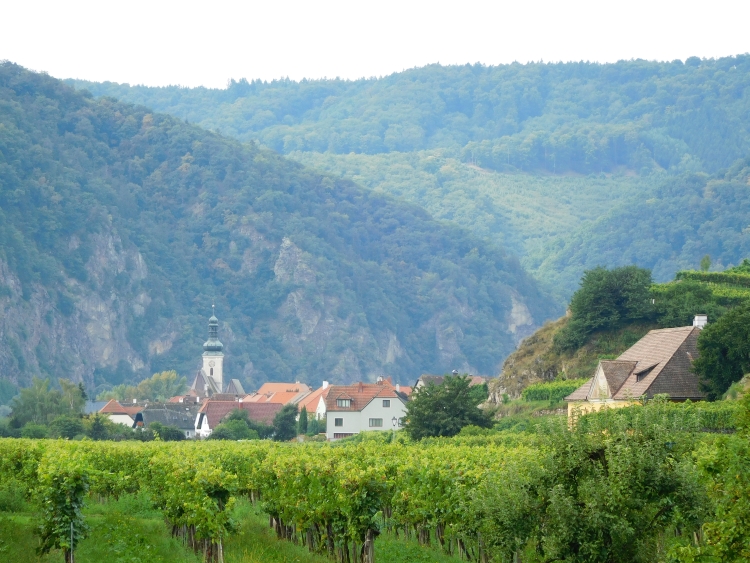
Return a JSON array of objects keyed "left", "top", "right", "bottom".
[{"left": 209, "top": 360, "right": 215, "bottom": 367}]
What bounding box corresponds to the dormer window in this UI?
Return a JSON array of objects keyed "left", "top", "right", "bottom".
[{"left": 336, "top": 399, "right": 351, "bottom": 408}]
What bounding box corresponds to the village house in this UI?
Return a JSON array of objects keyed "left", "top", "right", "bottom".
[
  {"left": 98, "top": 399, "right": 143, "bottom": 426},
  {"left": 133, "top": 404, "right": 201, "bottom": 439},
  {"left": 565, "top": 315, "right": 707, "bottom": 417},
  {"left": 296, "top": 381, "right": 331, "bottom": 420},
  {"left": 325, "top": 377, "right": 409, "bottom": 440},
  {"left": 195, "top": 400, "right": 283, "bottom": 438}
]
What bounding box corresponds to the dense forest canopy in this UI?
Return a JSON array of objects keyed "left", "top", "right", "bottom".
[
  {"left": 71, "top": 56, "right": 750, "bottom": 174},
  {"left": 71, "top": 56, "right": 750, "bottom": 301},
  {"left": 0, "top": 63, "right": 557, "bottom": 395}
]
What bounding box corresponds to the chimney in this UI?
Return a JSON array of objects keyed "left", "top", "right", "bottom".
[
  {"left": 396, "top": 384, "right": 400, "bottom": 392},
  {"left": 693, "top": 314, "right": 708, "bottom": 329},
  {"left": 376, "top": 376, "right": 383, "bottom": 384},
  {"left": 322, "top": 381, "right": 329, "bottom": 389},
  {"left": 358, "top": 382, "right": 364, "bottom": 392},
  {"left": 133, "top": 399, "right": 137, "bottom": 404}
]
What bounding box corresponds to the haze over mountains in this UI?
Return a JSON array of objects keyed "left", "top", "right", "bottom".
[
  {"left": 73, "top": 55, "right": 750, "bottom": 300},
  {"left": 0, "top": 63, "right": 556, "bottom": 396}
]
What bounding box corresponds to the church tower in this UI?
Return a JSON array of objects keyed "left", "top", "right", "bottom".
[{"left": 202, "top": 305, "right": 224, "bottom": 392}]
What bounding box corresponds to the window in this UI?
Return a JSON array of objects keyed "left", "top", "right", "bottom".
[
  {"left": 336, "top": 399, "right": 351, "bottom": 408},
  {"left": 382, "top": 399, "right": 390, "bottom": 407},
  {"left": 369, "top": 418, "right": 383, "bottom": 427},
  {"left": 210, "top": 368, "right": 213, "bottom": 376},
  {"left": 334, "top": 418, "right": 343, "bottom": 427},
  {"left": 333, "top": 433, "right": 354, "bottom": 439}
]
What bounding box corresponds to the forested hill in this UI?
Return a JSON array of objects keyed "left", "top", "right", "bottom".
[
  {"left": 70, "top": 56, "right": 750, "bottom": 303},
  {"left": 0, "top": 63, "right": 557, "bottom": 397},
  {"left": 71, "top": 56, "right": 750, "bottom": 174}
]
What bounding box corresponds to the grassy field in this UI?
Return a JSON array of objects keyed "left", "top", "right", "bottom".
[{"left": 0, "top": 494, "right": 460, "bottom": 563}]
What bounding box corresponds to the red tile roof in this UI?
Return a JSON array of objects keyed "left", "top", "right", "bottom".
[
  {"left": 99, "top": 399, "right": 143, "bottom": 416},
  {"left": 325, "top": 382, "right": 406, "bottom": 412},
  {"left": 198, "top": 400, "right": 283, "bottom": 429},
  {"left": 296, "top": 385, "right": 331, "bottom": 411}
]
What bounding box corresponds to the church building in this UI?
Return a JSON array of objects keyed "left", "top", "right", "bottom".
[{"left": 189, "top": 307, "right": 244, "bottom": 398}]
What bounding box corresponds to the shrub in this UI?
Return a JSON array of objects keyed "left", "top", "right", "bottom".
[{"left": 522, "top": 379, "right": 589, "bottom": 403}]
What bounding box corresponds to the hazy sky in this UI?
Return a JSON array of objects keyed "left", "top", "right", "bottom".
[{"left": 3, "top": 0, "right": 749, "bottom": 88}]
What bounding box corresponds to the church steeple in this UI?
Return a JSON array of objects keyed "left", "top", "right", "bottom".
[
  {"left": 202, "top": 304, "right": 224, "bottom": 393},
  {"left": 203, "top": 304, "right": 223, "bottom": 353}
]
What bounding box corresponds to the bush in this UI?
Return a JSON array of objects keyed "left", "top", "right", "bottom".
[
  {"left": 20, "top": 423, "right": 49, "bottom": 439},
  {"left": 49, "top": 415, "right": 84, "bottom": 439},
  {"left": 522, "top": 379, "right": 590, "bottom": 403}
]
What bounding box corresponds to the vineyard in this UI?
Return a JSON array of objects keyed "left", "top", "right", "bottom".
[{"left": 0, "top": 400, "right": 748, "bottom": 563}]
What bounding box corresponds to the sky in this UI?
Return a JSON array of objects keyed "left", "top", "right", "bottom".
[{"left": 3, "top": 0, "right": 750, "bottom": 88}]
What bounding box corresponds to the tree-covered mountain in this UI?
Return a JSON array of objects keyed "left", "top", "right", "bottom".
[
  {"left": 71, "top": 56, "right": 750, "bottom": 174},
  {"left": 70, "top": 56, "right": 750, "bottom": 300},
  {"left": 0, "top": 63, "right": 558, "bottom": 397}
]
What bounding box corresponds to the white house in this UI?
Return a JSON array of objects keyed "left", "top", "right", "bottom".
[{"left": 325, "top": 378, "right": 408, "bottom": 440}]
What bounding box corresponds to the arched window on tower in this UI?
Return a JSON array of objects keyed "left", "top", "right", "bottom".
[{"left": 210, "top": 368, "right": 214, "bottom": 376}]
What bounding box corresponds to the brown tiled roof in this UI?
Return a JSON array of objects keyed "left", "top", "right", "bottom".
[
  {"left": 565, "top": 326, "right": 704, "bottom": 402},
  {"left": 325, "top": 382, "right": 406, "bottom": 412},
  {"left": 398, "top": 386, "right": 413, "bottom": 397},
  {"left": 614, "top": 326, "right": 703, "bottom": 400},
  {"left": 601, "top": 360, "right": 638, "bottom": 396},
  {"left": 198, "top": 400, "right": 283, "bottom": 429},
  {"left": 565, "top": 378, "right": 594, "bottom": 401}
]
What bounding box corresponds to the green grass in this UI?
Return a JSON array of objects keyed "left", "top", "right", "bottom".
[
  {"left": 0, "top": 495, "right": 461, "bottom": 563},
  {"left": 226, "top": 500, "right": 461, "bottom": 563}
]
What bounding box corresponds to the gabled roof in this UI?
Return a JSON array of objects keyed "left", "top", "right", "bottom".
[
  {"left": 296, "top": 385, "right": 331, "bottom": 411},
  {"left": 600, "top": 360, "right": 638, "bottom": 397},
  {"left": 224, "top": 379, "right": 245, "bottom": 395},
  {"left": 243, "top": 382, "right": 312, "bottom": 405},
  {"left": 197, "top": 400, "right": 283, "bottom": 429},
  {"left": 140, "top": 405, "right": 200, "bottom": 431},
  {"left": 190, "top": 370, "right": 219, "bottom": 397},
  {"left": 566, "top": 326, "right": 704, "bottom": 402},
  {"left": 99, "top": 399, "right": 143, "bottom": 416},
  {"left": 325, "top": 382, "right": 407, "bottom": 412}
]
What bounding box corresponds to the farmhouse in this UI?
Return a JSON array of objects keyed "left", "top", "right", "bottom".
[
  {"left": 565, "top": 316, "right": 707, "bottom": 417},
  {"left": 325, "top": 378, "right": 409, "bottom": 440}
]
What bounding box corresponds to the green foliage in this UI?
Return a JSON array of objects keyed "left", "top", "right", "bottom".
[
  {"left": 97, "top": 371, "right": 187, "bottom": 402},
  {"left": 306, "top": 417, "right": 320, "bottom": 436},
  {"left": 20, "top": 423, "right": 48, "bottom": 439},
  {"left": 0, "top": 62, "right": 555, "bottom": 390},
  {"left": 521, "top": 378, "right": 589, "bottom": 403},
  {"left": 10, "top": 377, "right": 83, "bottom": 427},
  {"left": 0, "top": 478, "right": 26, "bottom": 512},
  {"left": 700, "top": 254, "right": 711, "bottom": 272},
  {"left": 86, "top": 414, "right": 109, "bottom": 441},
  {"left": 72, "top": 59, "right": 750, "bottom": 302},
  {"left": 148, "top": 422, "right": 185, "bottom": 442},
  {"left": 693, "top": 303, "right": 750, "bottom": 399},
  {"left": 554, "top": 266, "right": 653, "bottom": 351},
  {"left": 297, "top": 405, "right": 308, "bottom": 435},
  {"left": 272, "top": 404, "right": 298, "bottom": 442},
  {"left": 404, "top": 375, "right": 492, "bottom": 439},
  {"left": 49, "top": 415, "right": 85, "bottom": 439},
  {"left": 37, "top": 451, "right": 90, "bottom": 562},
  {"left": 0, "top": 380, "right": 18, "bottom": 405},
  {"left": 209, "top": 419, "right": 260, "bottom": 441},
  {"left": 72, "top": 57, "right": 750, "bottom": 175}
]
